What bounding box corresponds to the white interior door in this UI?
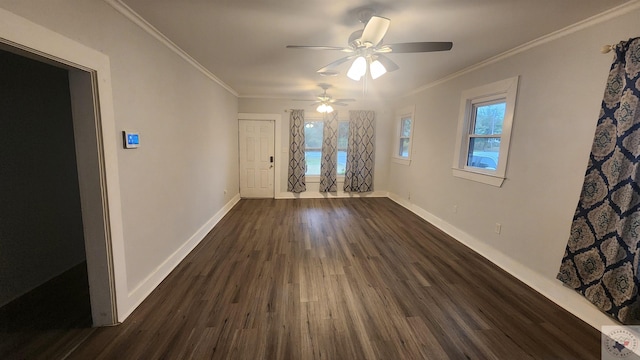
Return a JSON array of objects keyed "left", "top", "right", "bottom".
[{"left": 239, "top": 120, "right": 275, "bottom": 198}]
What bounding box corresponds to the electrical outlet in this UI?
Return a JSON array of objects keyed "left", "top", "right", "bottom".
[
  {"left": 453, "top": 205, "right": 458, "bottom": 214},
  {"left": 495, "top": 223, "right": 502, "bottom": 234},
  {"left": 408, "top": 191, "right": 411, "bottom": 200},
  {"left": 224, "top": 189, "right": 227, "bottom": 195}
]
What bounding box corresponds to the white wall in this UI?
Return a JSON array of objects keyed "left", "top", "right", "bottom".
[
  {"left": 239, "top": 98, "right": 392, "bottom": 198},
  {"left": 387, "top": 7, "right": 640, "bottom": 328},
  {"left": 0, "top": 0, "right": 239, "bottom": 319}
]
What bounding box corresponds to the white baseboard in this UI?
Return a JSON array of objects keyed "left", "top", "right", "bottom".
[
  {"left": 120, "top": 193, "right": 241, "bottom": 321},
  {"left": 387, "top": 192, "right": 617, "bottom": 330},
  {"left": 276, "top": 190, "right": 389, "bottom": 199}
]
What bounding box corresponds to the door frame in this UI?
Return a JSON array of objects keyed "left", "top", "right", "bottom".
[
  {"left": 238, "top": 113, "right": 282, "bottom": 198},
  {"left": 0, "top": 8, "right": 127, "bottom": 325}
]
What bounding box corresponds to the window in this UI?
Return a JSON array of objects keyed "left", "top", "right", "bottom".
[
  {"left": 392, "top": 106, "right": 416, "bottom": 165},
  {"left": 452, "top": 76, "right": 519, "bottom": 187},
  {"left": 304, "top": 120, "right": 324, "bottom": 176},
  {"left": 399, "top": 117, "right": 412, "bottom": 157},
  {"left": 304, "top": 119, "right": 350, "bottom": 177},
  {"left": 466, "top": 100, "right": 505, "bottom": 171},
  {"left": 337, "top": 121, "right": 349, "bottom": 176}
]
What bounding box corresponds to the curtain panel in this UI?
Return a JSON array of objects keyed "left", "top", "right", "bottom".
[
  {"left": 557, "top": 37, "right": 640, "bottom": 324},
  {"left": 344, "top": 110, "right": 375, "bottom": 193},
  {"left": 287, "top": 109, "right": 306, "bottom": 193},
  {"left": 319, "top": 112, "right": 338, "bottom": 192}
]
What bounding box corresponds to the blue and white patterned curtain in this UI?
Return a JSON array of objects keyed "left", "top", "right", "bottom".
[
  {"left": 287, "top": 109, "right": 306, "bottom": 193},
  {"left": 344, "top": 110, "right": 375, "bottom": 193},
  {"left": 557, "top": 37, "right": 640, "bottom": 324},
  {"left": 319, "top": 112, "right": 338, "bottom": 192}
]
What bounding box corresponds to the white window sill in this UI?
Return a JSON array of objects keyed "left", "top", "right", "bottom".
[
  {"left": 392, "top": 157, "right": 411, "bottom": 166},
  {"left": 452, "top": 168, "right": 505, "bottom": 187}
]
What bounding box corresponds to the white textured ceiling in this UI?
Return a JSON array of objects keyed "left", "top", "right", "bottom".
[{"left": 119, "top": 0, "right": 630, "bottom": 101}]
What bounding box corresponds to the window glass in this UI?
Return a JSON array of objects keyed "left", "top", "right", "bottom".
[
  {"left": 398, "top": 116, "right": 412, "bottom": 158},
  {"left": 472, "top": 102, "right": 505, "bottom": 135},
  {"left": 401, "top": 118, "right": 412, "bottom": 137},
  {"left": 304, "top": 121, "right": 323, "bottom": 176},
  {"left": 304, "top": 120, "right": 348, "bottom": 176},
  {"left": 466, "top": 138, "right": 500, "bottom": 170},
  {"left": 399, "top": 138, "right": 410, "bottom": 158},
  {"left": 466, "top": 101, "right": 505, "bottom": 171},
  {"left": 337, "top": 121, "right": 349, "bottom": 175},
  {"left": 392, "top": 106, "right": 415, "bottom": 164}
]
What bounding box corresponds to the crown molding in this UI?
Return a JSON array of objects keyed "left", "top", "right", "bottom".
[
  {"left": 238, "top": 94, "right": 300, "bottom": 100},
  {"left": 104, "top": 0, "right": 238, "bottom": 97},
  {"left": 404, "top": 0, "right": 640, "bottom": 98}
]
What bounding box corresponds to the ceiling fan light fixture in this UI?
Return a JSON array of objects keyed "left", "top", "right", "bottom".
[
  {"left": 347, "top": 56, "right": 367, "bottom": 81},
  {"left": 316, "top": 103, "right": 334, "bottom": 113},
  {"left": 287, "top": 13, "right": 453, "bottom": 85},
  {"left": 370, "top": 59, "right": 387, "bottom": 79}
]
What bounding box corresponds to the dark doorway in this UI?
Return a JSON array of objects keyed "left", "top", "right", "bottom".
[{"left": 0, "top": 48, "right": 92, "bottom": 356}]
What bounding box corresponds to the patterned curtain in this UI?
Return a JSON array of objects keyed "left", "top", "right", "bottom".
[
  {"left": 319, "top": 112, "right": 338, "bottom": 192},
  {"left": 557, "top": 37, "right": 640, "bottom": 324},
  {"left": 344, "top": 110, "right": 375, "bottom": 193},
  {"left": 287, "top": 109, "right": 306, "bottom": 193}
]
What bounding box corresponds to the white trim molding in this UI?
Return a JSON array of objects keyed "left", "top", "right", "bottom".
[
  {"left": 452, "top": 76, "right": 519, "bottom": 187},
  {"left": 123, "top": 193, "right": 240, "bottom": 319},
  {"left": 404, "top": 0, "right": 640, "bottom": 98},
  {"left": 104, "top": 0, "right": 238, "bottom": 97},
  {"left": 238, "top": 113, "right": 282, "bottom": 198},
  {"left": 0, "top": 7, "right": 128, "bottom": 324},
  {"left": 387, "top": 192, "right": 618, "bottom": 331},
  {"left": 391, "top": 105, "right": 416, "bottom": 165}
]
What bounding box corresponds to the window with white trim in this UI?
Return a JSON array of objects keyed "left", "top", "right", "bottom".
[
  {"left": 452, "top": 76, "right": 519, "bottom": 187},
  {"left": 392, "top": 105, "right": 415, "bottom": 165}
]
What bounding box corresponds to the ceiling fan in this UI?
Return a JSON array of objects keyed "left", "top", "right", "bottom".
[
  {"left": 286, "top": 10, "right": 453, "bottom": 81},
  {"left": 293, "top": 84, "right": 355, "bottom": 113}
]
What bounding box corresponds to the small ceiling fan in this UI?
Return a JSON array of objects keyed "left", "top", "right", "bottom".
[
  {"left": 287, "top": 10, "right": 453, "bottom": 80},
  {"left": 293, "top": 84, "right": 355, "bottom": 113}
]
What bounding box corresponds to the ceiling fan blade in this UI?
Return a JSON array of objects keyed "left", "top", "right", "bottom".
[
  {"left": 333, "top": 102, "right": 350, "bottom": 106},
  {"left": 386, "top": 42, "right": 453, "bottom": 53},
  {"left": 286, "top": 45, "right": 353, "bottom": 52},
  {"left": 317, "top": 56, "right": 355, "bottom": 73},
  {"left": 360, "top": 16, "right": 390, "bottom": 47},
  {"left": 318, "top": 70, "right": 339, "bottom": 77},
  {"left": 333, "top": 98, "right": 356, "bottom": 102},
  {"left": 292, "top": 99, "right": 317, "bottom": 102},
  {"left": 375, "top": 55, "right": 399, "bottom": 72}
]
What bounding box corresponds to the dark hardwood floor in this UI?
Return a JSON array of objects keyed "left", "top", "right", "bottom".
[{"left": 11, "top": 198, "right": 602, "bottom": 359}]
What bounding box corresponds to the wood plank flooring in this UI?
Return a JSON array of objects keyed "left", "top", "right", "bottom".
[{"left": 14, "top": 198, "right": 602, "bottom": 359}]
